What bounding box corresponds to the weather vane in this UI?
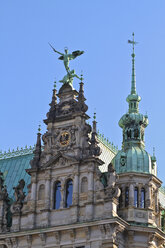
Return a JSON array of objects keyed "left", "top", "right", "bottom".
[{"left": 128, "top": 32, "right": 138, "bottom": 54}]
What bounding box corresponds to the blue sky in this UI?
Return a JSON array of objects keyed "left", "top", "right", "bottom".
[{"left": 1, "top": 1, "right": 165, "bottom": 182}]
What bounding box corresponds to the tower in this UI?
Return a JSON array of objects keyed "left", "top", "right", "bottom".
[{"left": 112, "top": 33, "right": 164, "bottom": 247}]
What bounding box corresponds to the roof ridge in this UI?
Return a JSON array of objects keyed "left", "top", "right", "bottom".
[
  {"left": 0, "top": 146, "right": 35, "bottom": 160},
  {"left": 97, "top": 130, "right": 118, "bottom": 154}
]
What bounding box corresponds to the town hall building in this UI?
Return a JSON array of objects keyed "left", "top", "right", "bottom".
[{"left": 0, "top": 34, "right": 165, "bottom": 247}]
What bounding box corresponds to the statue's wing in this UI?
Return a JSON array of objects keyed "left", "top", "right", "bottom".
[
  {"left": 58, "top": 55, "right": 64, "bottom": 60},
  {"left": 71, "top": 50, "right": 84, "bottom": 59}
]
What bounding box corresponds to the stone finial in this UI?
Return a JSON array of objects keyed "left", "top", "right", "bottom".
[
  {"left": 92, "top": 112, "right": 97, "bottom": 133},
  {"left": 30, "top": 125, "right": 42, "bottom": 168},
  {"left": 44, "top": 81, "right": 58, "bottom": 124},
  {"left": 76, "top": 79, "right": 88, "bottom": 113},
  {"left": 89, "top": 112, "right": 101, "bottom": 157}
]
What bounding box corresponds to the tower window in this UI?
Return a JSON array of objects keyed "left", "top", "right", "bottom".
[
  {"left": 119, "top": 188, "right": 122, "bottom": 208},
  {"left": 54, "top": 181, "right": 61, "bottom": 209},
  {"left": 65, "top": 179, "right": 73, "bottom": 208},
  {"left": 125, "top": 187, "right": 129, "bottom": 207},
  {"left": 140, "top": 188, "right": 145, "bottom": 208},
  {"left": 134, "top": 187, "right": 139, "bottom": 207},
  {"left": 38, "top": 184, "right": 45, "bottom": 200}
]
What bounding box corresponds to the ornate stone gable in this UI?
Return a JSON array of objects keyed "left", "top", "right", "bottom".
[{"left": 42, "top": 152, "right": 78, "bottom": 168}]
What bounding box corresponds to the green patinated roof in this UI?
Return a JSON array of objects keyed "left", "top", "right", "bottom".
[{"left": 0, "top": 150, "right": 33, "bottom": 199}]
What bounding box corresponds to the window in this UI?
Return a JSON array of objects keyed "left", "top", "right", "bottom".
[
  {"left": 65, "top": 179, "right": 73, "bottom": 208},
  {"left": 81, "top": 177, "right": 88, "bottom": 193},
  {"left": 38, "top": 184, "right": 45, "bottom": 200},
  {"left": 54, "top": 181, "right": 61, "bottom": 209},
  {"left": 140, "top": 188, "right": 145, "bottom": 208},
  {"left": 119, "top": 188, "right": 122, "bottom": 208},
  {"left": 134, "top": 187, "right": 139, "bottom": 207},
  {"left": 125, "top": 187, "right": 129, "bottom": 207},
  {"left": 161, "top": 211, "right": 165, "bottom": 231}
]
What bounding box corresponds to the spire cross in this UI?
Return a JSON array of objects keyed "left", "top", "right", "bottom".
[
  {"left": 128, "top": 33, "right": 139, "bottom": 95},
  {"left": 128, "top": 32, "right": 138, "bottom": 55}
]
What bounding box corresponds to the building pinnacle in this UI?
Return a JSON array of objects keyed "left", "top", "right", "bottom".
[
  {"left": 126, "top": 33, "right": 141, "bottom": 114},
  {"left": 128, "top": 32, "right": 138, "bottom": 95}
]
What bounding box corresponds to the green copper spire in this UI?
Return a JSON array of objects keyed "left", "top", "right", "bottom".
[
  {"left": 118, "top": 33, "right": 149, "bottom": 151},
  {"left": 127, "top": 33, "right": 141, "bottom": 114},
  {"left": 128, "top": 32, "right": 137, "bottom": 94}
]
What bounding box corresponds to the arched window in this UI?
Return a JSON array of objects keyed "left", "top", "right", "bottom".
[
  {"left": 38, "top": 184, "right": 45, "bottom": 200},
  {"left": 81, "top": 177, "right": 88, "bottom": 193},
  {"left": 119, "top": 188, "right": 122, "bottom": 208},
  {"left": 140, "top": 188, "right": 145, "bottom": 208},
  {"left": 125, "top": 187, "right": 129, "bottom": 207},
  {"left": 134, "top": 187, "right": 139, "bottom": 207},
  {"left": 53, "top": 181, "right": 61, "bottom": 209},
  {"left": 65, "top": 179, "right": 73, "bottom": 208}
]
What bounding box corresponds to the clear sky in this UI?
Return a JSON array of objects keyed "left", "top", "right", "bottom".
[{"left": 1, "top": 1, "right": 165, "bottom": 182}]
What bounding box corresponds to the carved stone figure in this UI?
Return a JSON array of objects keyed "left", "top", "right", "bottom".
[
  {"left": 95, "top": 177, "right": 104, "bottom": 191},
  {"left": 0, "top": 171, "right": 4, "bottom": 193},
  {"left": 13, "top": 179, "right": 25, "bottom": 204},
  {"left": 0, "top": 172, "right": 10, "bottom": 232},
  {"left": 11, "top": 179, "right": 26, "bottom": 214},
  {"left": 105, "top": 163, "right": 120, "bottom": 200}
]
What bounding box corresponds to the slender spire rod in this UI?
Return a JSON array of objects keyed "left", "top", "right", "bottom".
[{"left": 128, "top": 33, "right": 138, "bottom": 95}]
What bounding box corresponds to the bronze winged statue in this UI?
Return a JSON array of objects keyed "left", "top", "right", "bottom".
[{"left": 49, "top": 43, "right": 84, "bottom": 73}]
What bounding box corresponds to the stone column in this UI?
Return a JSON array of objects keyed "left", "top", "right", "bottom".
[
  {"left": 122, "top": 186, "right": 125, "bottom": 208},
  {"left": 60, "top": 181, "right": 65, "bottom": 208},
  {"left": 42, "top": 170, "right": 51, "bottom": 227},
  {"left": 155, "top": 189, "right": 158, "bottom": 212},
  {"left": 127, "top": 231, "right": 135, "bottom": 248},
  {"left": 71, "top": 169, "right": 79, "bottom": 223},
  {"left": 86, "top": 165, "right": 94, "bottom": 220},
  {"left": 146, "top": 184, "right": 152, "bottom": 208},
  {"left": 30, "top": 173, "right": 37, "bottom": 228},
  {"left": 129, "top": 184, "right": 134, "bottom": 206},
  {"left": 31, "top": 174, "right": 37, "bottom": 201},
  {"left": 138, "top": 186, "right": 142, "bottom": 208},
  {"left": 45, "top": 170, "right": 51, "bottom": 209},
  {"left": 73, "top": 172, "right": 79, "bottom": 205}
]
